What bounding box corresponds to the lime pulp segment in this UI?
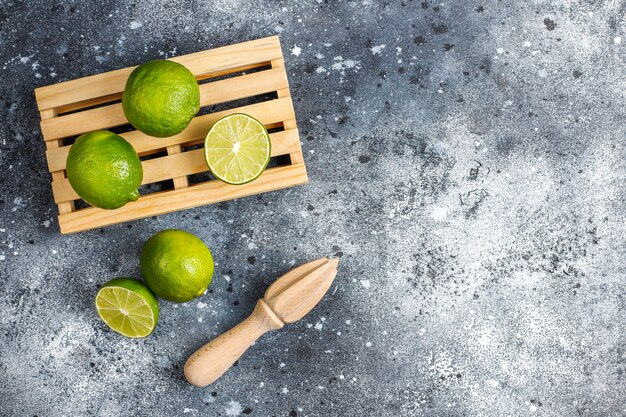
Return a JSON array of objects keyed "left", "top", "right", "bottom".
[
  {"left": 96, "top": 286, "right": 157, "bottom": 338},
  {"left": 204, "top": 114, "right": 271, "bottom": 185}
]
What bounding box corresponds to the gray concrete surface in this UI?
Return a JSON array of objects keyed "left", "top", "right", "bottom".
[{"left": 1, "top": 1, "right": 625, "bottom": 416}]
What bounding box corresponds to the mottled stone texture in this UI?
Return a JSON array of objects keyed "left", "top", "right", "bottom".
[{"left": 1, "top": 1, "right": 625, "bottom": 416}]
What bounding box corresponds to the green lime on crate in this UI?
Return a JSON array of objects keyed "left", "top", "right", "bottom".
[
  {"left": 204, "top": 113, "right": 271, "bottom": 185},
  {"left": 66, "top": 130, "right": 143, "bottom": 210},
  {"left": 122, "top": 60, "right": 200, "bottom": 138},
  {"left": 95, "top": 278, "right": 159, "bottom": 338}
]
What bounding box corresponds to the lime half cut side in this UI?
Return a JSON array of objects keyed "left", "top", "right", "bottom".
[
  {"left": 95, "top": 278, "right": 159, "bottom": 338},
  {"left": 204, "top": 113, "right": 271, "bottom": 185}
]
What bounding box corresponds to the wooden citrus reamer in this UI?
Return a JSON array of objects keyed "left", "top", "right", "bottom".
[
  {"left": 184, "top": 257, "right": 339, "bottom": 387},
  {"left": 34, "top": 36, "right": 307, "bottom": 234}
]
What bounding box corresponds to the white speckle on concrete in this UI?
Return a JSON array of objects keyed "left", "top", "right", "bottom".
[
  {"left": 330, "top": 56, "right": 361, "bottom": 75},
  {"left": 129, "top": 21, "right": 143, "bottom": 29},
  {"left": 11, "top": 197, "right": 23, "bottom": 212},
  {"left": 614, "top": 36, "right": 622, "bottom": 44},
  {"left": 291, "top": 45, "right": 302, "bottom": 56},
  {"left": 224, "top": 400, "right": 242, "bottom": 416},
  {"left": 360, "top": 279, "right": 371, "bottom": 289},
  {"left": 370, "top": 44, "right": 386, "bottom": 55},
  {"left": 432, "top": 206, "right": 448, "bottom": 221}
]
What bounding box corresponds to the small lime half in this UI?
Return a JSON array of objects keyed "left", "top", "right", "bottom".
[
  {"left": 204, "top": 113, "right": 271, "bottom": 185},
  {"left": 95, "top": 278, "right": 159, "bottom": 338}
]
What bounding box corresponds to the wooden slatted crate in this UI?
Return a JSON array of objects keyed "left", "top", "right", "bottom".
[{"left": 35, "top": 36, "right": 308, "bottom": 234}]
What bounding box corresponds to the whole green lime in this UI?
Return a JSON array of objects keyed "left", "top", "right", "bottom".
[
  {"left": 140, "top": 229, "right": 214, "bottom": 302},
  {"left": 122, "top": 60, "right": 200, "bottom": 138},
  {"left": 66, "top": 130, "right": 143, "bottom": 210}
]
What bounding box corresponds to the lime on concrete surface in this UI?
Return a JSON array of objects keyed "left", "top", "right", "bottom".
[
  {"left": 66, "top": 130, "right": 143, "bottom": 210},
  {"left": 204, "top": 113, "right": 271, "bottom": 185},
  {"left": 122, "top": 59, "right": 200, "bottom": 138},
  {"left": 140, "top": 229, "right": 214, "bottom": 303},
  {"left": 95, "top": 278, "right": 159, "bottom": 338}
]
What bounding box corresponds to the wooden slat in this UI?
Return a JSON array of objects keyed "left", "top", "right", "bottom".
[
  {"left": 40, "top": 67, "right": 289, "bottom": 141},
  {"left": 58, "top": 164, "right": 308, "bottom": 234},
  {"left": 35, "top": 36, "right": 282, "bottom": 112},
  {"left": 167, "top": 145, "right": 189, "bottom": 189},
  {"left": 45, "top": 97, "right": 296, "bottom": 171},
  {"left": 57, "top": 64, "right": 274, "bottom": 115},
  {"left": 40, "top": 109, "right": 75, "bottom": 215},
  {"left": 271, "top": 58, "right": 304, "bottom": 165},
  {"left": 50, "top": 129, "right": 301, "bottom": 203}
]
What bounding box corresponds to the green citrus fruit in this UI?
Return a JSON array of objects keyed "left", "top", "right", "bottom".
[
  {"left": 122, "top": 60, "right": 200, "bottom": 137},
  {"left": 95, "top": 278, "right": 159, "bottom": 338},
  {"left": 140, "top": 229, "right": 214, "bottom": 302},
  {"left": 204, "top": 113, "right": 271, "bottom": 185},
  {"left": 66, "top": 130, "right": 143, "bottom": 210}
]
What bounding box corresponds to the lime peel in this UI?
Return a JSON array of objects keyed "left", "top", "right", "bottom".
[{"left": 140, "top": 229, "right": 214, "bottom": 303}]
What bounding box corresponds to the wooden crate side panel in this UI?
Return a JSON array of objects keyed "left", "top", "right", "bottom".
[
  {"left": 39, "top": 67, "right": 289, "bottom": 141},
  {"left": 50, "top": 129, "right": 302, "bottom": 203},
  {"left": 35, "top": 36, "right": 282, "bottom": 112},
  {"left": 58, "top": 163, "right": 308, "bottom": 234}
]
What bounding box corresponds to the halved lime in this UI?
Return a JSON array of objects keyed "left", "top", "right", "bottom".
[
  {"left": 95, "top": 278, "right": 159, "bottom": 338},
  {"left": 204, "top": 113, "right": 271, "bottom": 185}
]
